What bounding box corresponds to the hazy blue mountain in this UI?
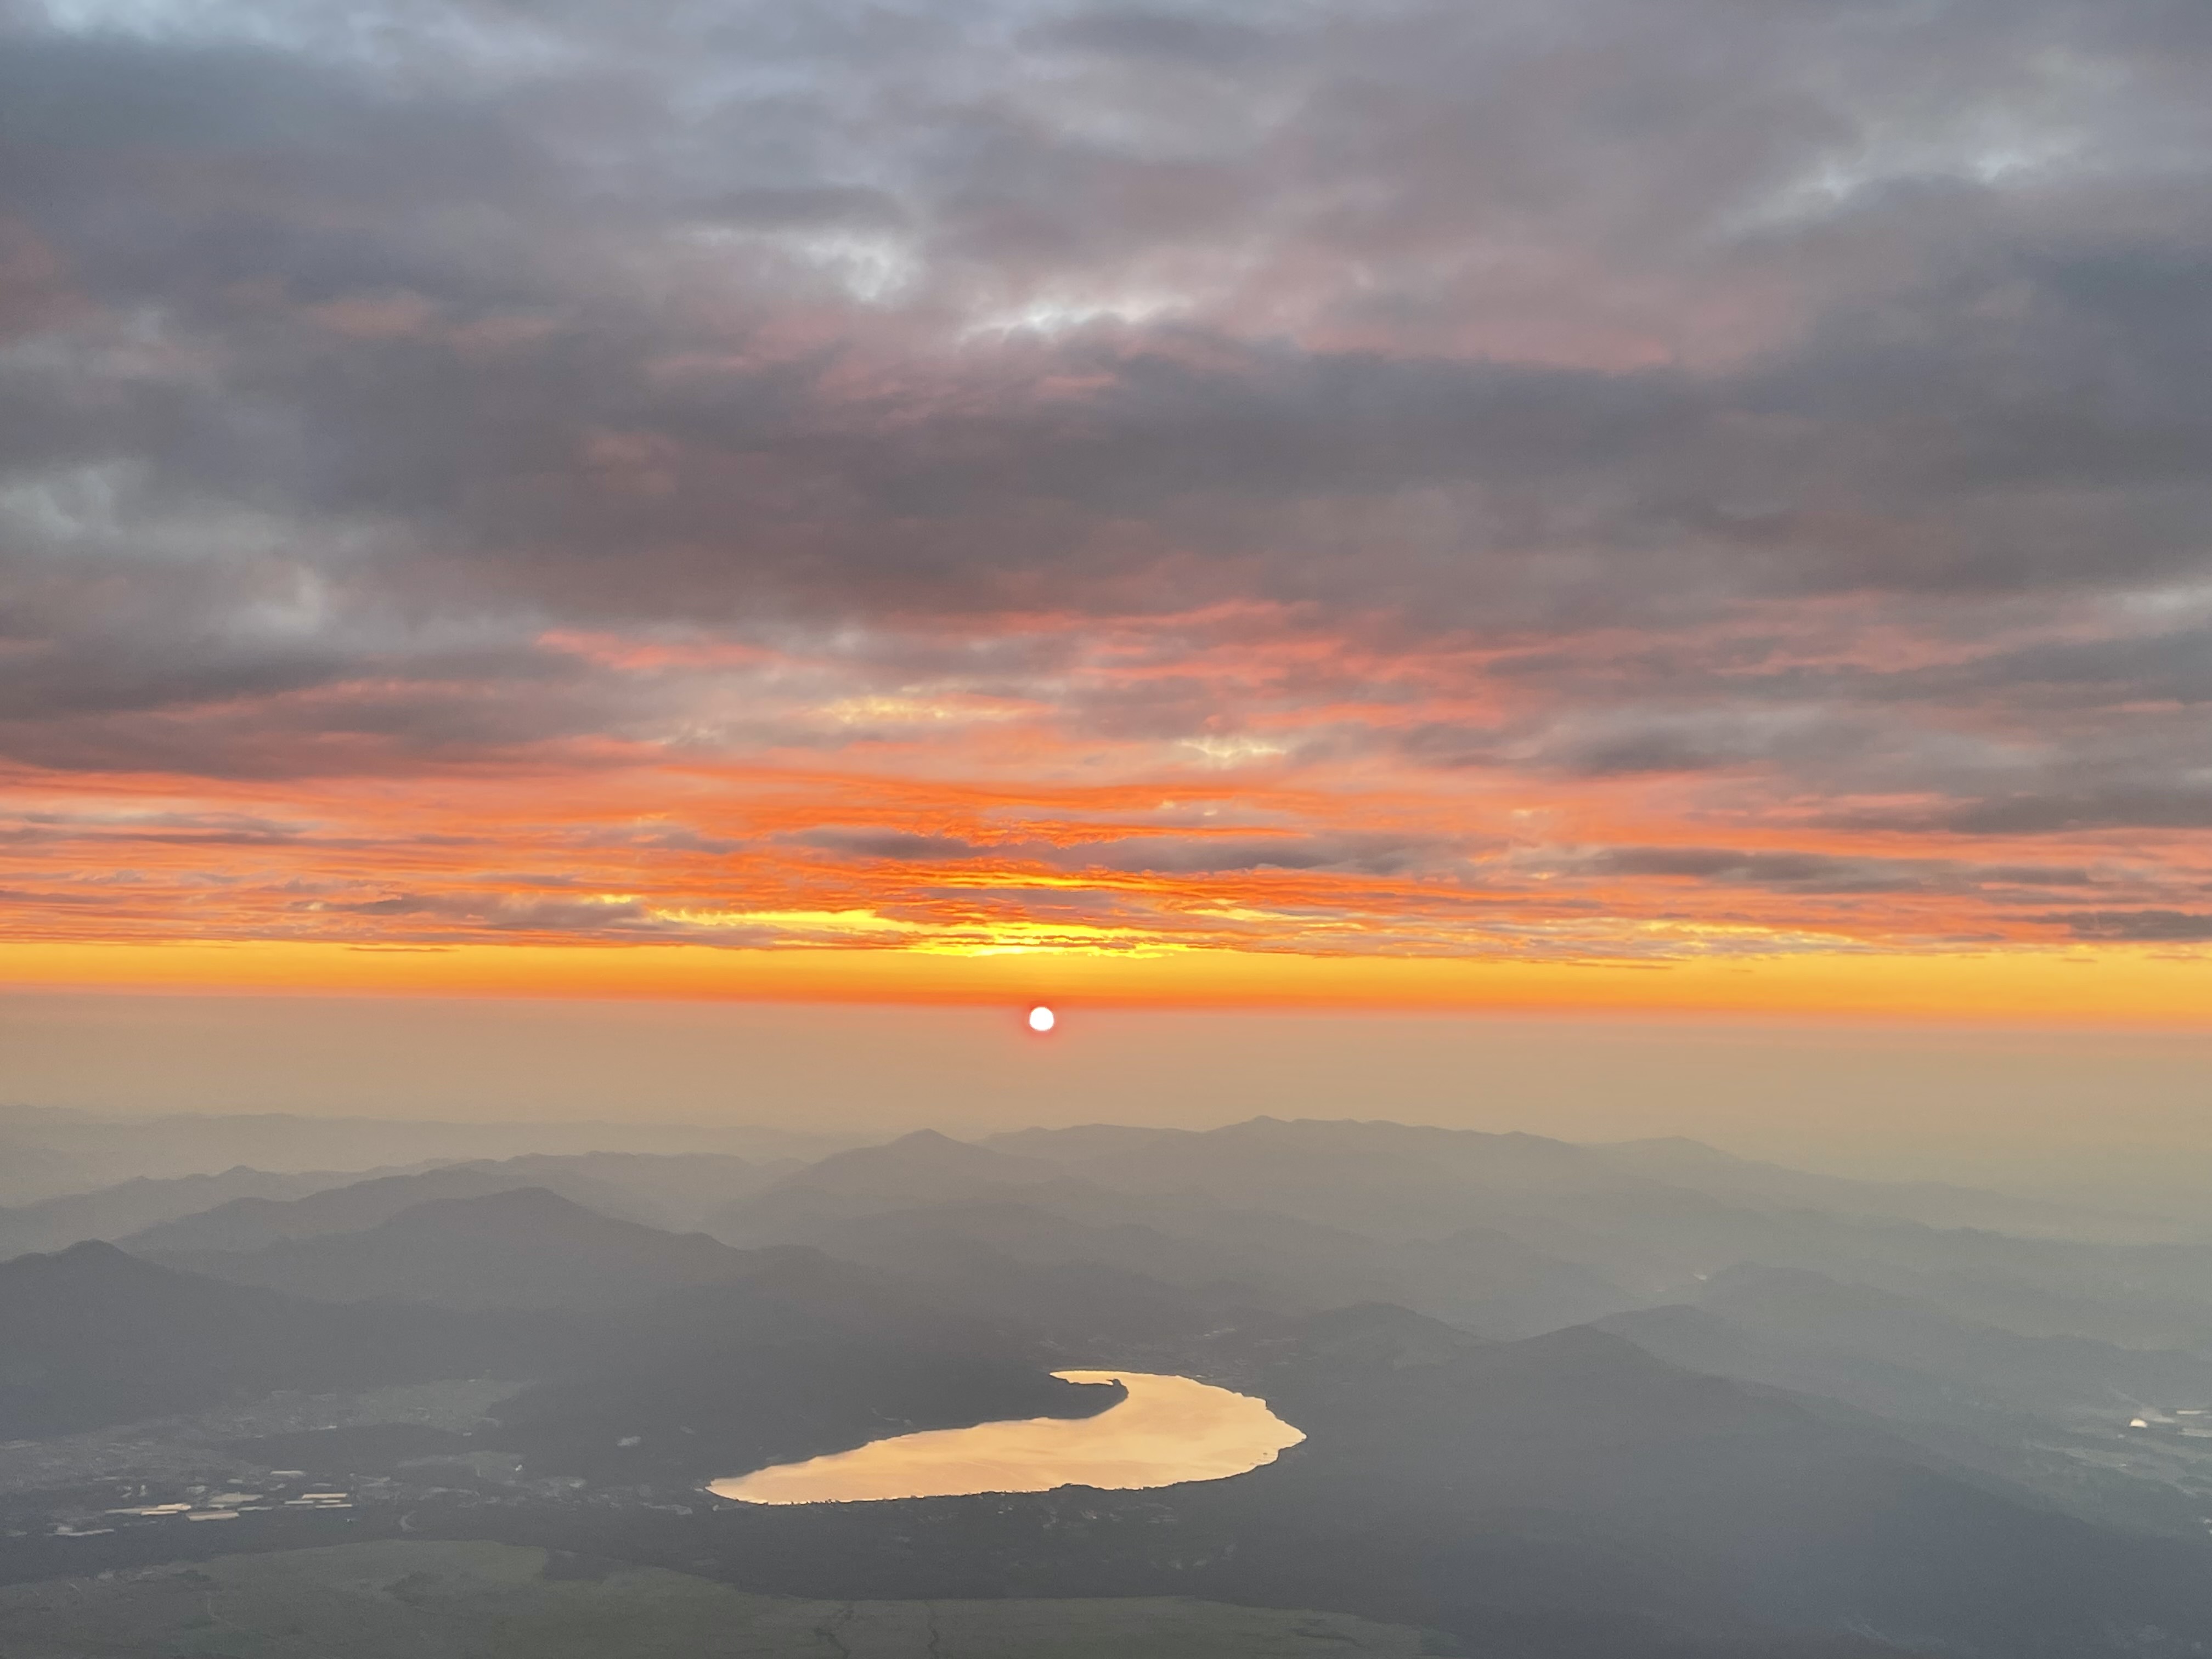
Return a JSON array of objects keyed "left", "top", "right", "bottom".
[
  {"left": 1602, "top": 1299, "right": 2002, "bottom": 1431},
  {"left": 721, "top": 1137, "right": 1637, "bottom": 1340},
  {"left": 1587, "top": 1136, "right": 2171, "bottom": 1241},
  {"left": 0, "top": 1242, "right": 541, "bottom": 1438},
  {"left": 1030, "top": 1117, "right": 1885, "bottom": 1291},
  {"left": 0, "top": 1166, "right": 386, "bottom": 1261},
  {"left": 1681, "top": 1263, "right": 2212, "bottom": 1423},
  {"left": 1056, "top": 1118, "right": 1667, "bottom": 1234},
  {"left": 0, "top": 1104, "right": 857, "bottom": 1192},
  {"left": 141, "top": 1187, "right": 776, "bottom": 1311},
  {"left": 0, "top": 1121, "right": 108, "bottom": 1205},
  {"left": 120, "top": 1152, "right": 782, "bottom": 1255},
  {"left": 982, "top": 1124, "right": 1189, "bottom": 1163},
  {"left": 1779, "top": 1240, "right": 2212, "bottom": 1353},
  {"left": 704, "top": 1128, "right": 1074, "bottom": 1243},
  {"left": 741, "top": 1190, "right": 1254, "bottom": 1294},
  {"left": 124, "top": 1163, "right": 631, "bottom": 1255},
  {"left": 493, "top": 1150, "right": 797, "bottom": 1231},
  {"left": 768, "top": 1127, "right": 1065, "bottom": 1200},
  {"left": 736, "top": 1198, "right": 1259, "bottom": 1347},
  {"left": 1001, "top": 1120, "right": 2212, "bottom": 1352},
  {"left": 1011, "top": 1190, "right": 1634, "bottom": 1339}
]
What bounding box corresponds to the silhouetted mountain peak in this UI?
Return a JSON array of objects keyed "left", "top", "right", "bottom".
[
  {"left": 148, "top": 1186, "right": 760, "bottom": 1312},
  {"left": 393, "top": 1184, "right": 607, "bottom": 1232},
  {"left": 774, "top": 1130, "right": 1063, "bottom": 1198},
  {"left": 118, "top": 1156, "right": 673, "bottom": 1256},
  {"left": 891, "top": 1127, "right": 963, "bottom": 1148},
  {"left": 3, "top": 1237, "right": 151, "bottom": 1281}
]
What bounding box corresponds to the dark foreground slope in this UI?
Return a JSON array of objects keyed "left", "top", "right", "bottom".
[
  {"left": 1180, "top": 1309, "right": 2212, "bottom": 1656},
  {"left": 0, "top": 1539, "right": 1444, "bottom": 1659},
  {"left": 495, "top": 1306, "right": 2212, "bottom": 1659}
]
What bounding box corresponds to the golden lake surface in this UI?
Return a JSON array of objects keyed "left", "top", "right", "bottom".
[{"left": 707, "top": 1370, "right": 1304, "bottom": 1505}]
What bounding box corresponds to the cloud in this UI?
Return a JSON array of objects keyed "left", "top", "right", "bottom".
[
  {"left": 1942, "top": 789, "right": 2212, "bottom": 835},
  {"left": 2055, "top": 910, "right": 2212, "bottom": 943},
  {"left": 1582, "top": 847, "right": 2102, "bottom": 898},
  {"left": 0, "top": 0, "right": 2208, "bottom": 963},
  {"left": 798, "top": 830, "right": 995, "bottom": 862}
]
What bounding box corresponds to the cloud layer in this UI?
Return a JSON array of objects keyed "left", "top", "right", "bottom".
[{"left": 3, "top": 0, "right": 2210, "bottom": 973}]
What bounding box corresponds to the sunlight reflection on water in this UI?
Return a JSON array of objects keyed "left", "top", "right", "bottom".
[{"left": 707, "top": 1370, "right": 1304, "bottom": 1505}]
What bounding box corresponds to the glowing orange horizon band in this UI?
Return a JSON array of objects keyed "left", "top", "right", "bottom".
[{"left": 0, "top": 940, "right": 2204, "bottom": 1032}]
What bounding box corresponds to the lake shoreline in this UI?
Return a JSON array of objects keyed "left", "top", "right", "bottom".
[{"left": 707, "top": 1370, "right": 1305, "bottom": 1506}]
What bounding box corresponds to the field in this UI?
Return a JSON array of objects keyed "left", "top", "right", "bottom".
[{"left": 0, "top": 1539, "right": 1448, "bottom": 1657}]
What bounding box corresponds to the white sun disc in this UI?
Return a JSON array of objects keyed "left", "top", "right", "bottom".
[{"left": 1028, "top": 1005, "right": 1056, "bottom": 1032}]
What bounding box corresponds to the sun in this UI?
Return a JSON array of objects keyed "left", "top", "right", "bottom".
[{"left": 1027, "top": 1005, "right": 1056, "bottom": 1033}]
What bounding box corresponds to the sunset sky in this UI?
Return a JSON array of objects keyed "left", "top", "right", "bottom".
[{"left": 4, "top": 0, "right": 2210, "bottom": 1030}]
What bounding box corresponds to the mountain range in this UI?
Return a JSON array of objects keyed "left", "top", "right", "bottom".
[{"left": 5, "top": 1115, "right": 2212, "bottom": 1656}]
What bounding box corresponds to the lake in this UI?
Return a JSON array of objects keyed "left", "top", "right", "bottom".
[{"left": 708, "top": 1370, "right": 1304, "bottom": 1505}]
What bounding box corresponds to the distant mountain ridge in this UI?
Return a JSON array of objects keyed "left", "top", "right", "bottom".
[
  {"left": 705, "top": 1129, "right": 1071, "bottom": 1242},
  {"left": 142, "top": 1186, "right": 782, "bottom": 1310},
  {"left": 709, "top": 1127, "right": 1639, "bottom": 1340},
  {"left": 1607, "top": 1262, "right": 2212, "bottom": 1429},
  {"left": 996, "top": 1116, "right": 2147, "bottom": 1239},
  {"left": 0, "top": 1104, "right": 862, "bottom": 1198},
  {"left": 122, "top": 1150, "right": 789, "bottom": 1255},
  {"left": 0, "top": 1240, "right": 541, "bottom": 1438},
  {"left": 983, "top": 1118, "right": 2212, "bottom": 1338},
  {"left": 0, "top": 1165, "right": 403, "bottom": 1262}
]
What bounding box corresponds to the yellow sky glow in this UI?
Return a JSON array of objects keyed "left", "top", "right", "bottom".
[{"left": 1, "top": 938, "right": 2203, "bottom": 1029}]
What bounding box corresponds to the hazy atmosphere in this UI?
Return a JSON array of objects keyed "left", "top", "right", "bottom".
[{"left": 9, "top": 993, "right": 2212, "bottom": 1187}]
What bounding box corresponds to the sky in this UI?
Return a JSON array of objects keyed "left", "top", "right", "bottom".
[{"left": 3, "top": 0, "right": 2211, "bottom": 1035}]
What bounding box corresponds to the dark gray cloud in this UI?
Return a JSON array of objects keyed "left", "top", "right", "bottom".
[
  {"left": 330, "top": 892, "right": 656, "bottom": 934},
  {"left": 798, "top": 830, "right": 996, "bottom": 862},
  {"left": 2055, "top": 910, "right": 2212, "bottom": 943},
  {"left": 1045, "top": 832, "right": 1454, "bottom": 877},
  {"left": 795, "top": 827, "right": 1455, "bottom": 878},
  {"left": 0, "top": 0, "right": 2207, "bottom": 921},
  {"left": 1583, "top": 847, "right": 2103, "bottom": 898},
  {"left": 1944, "top": 788, "right": 2212, "bottom": 836}
]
